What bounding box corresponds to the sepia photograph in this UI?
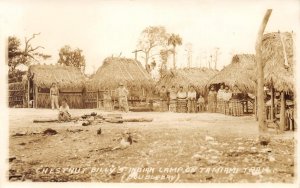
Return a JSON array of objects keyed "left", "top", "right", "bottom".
[{"left": 0, "top": 0, "right": 299, "bottom": 187}]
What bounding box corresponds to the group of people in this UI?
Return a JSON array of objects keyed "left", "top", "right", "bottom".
[
  {"left": 50, "top": 81, "right": 246, "bottom": 122},
  {"left": 158, "top": 84, "right": 245, "bottom": 116},
  {"left": 207, "top": 84, "right": 244, "bottom": 116},
  {"left": 159, "top": 85, "right": 205, "bottom": 113}
]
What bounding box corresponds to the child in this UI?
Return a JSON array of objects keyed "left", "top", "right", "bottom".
[
  {"left": 58, "top": 98, "right": 71, "bottom": 122},
  {"left": 197, "top": 95, "right": 205, "bottom": 112}
]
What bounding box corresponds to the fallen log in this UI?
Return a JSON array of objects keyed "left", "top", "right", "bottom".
[
  {"left": 122, "top": 118, "right": 153, "bottom": 122},
  {"left": 105, "top": 119, "right": 123, "bottom": 123},
  {"left": 33, "top": 119, "right": 58, "bottom": 123},
  {"left": 33, "top": 116, "right": 80, "bottom": 123}
]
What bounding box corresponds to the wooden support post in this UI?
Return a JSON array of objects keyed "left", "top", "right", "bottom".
[
  {"left": 254, "top": 96, "right": 258, "bottom": 121},
  {"left": 35, "top": 85, "right": 38, "bottom": 108},
  {"left": 279, "top": 92, "right": 286, "bottom": 131},
  {"left": 270, "top": 84, "right": 274, "bottom": 121},
  {"left": 255, "top": 9, "right": 272, "bottom": 132},
  {"left": 96, "top": 90, "right": 99, "bottom": 109}
]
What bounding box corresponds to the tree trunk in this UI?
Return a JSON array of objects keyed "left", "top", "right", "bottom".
[
  {"left": 279, "top": 92, "right": 286, "bottom": 131},
  {"left": 255, "top": 9, "right": 272, "bottom": 132},
  {"left": 173, "top": 45, "right": 176, "bottom": 69},
  {"left": 145, "top": 52, "right": 149, "bottom": 72}
]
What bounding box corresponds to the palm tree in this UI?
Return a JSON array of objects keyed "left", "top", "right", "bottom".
[{"left": 168, "top": 34, "right": 182, "bottom": 69}]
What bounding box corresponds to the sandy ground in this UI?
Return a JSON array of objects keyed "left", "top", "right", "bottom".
[{"left": 8, "top": 108, "right": 295, "bottom": 183}]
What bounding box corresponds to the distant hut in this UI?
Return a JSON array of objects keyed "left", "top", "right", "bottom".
[
  {"left": 157, "top": 68, "right": 219, "bottom": 96},
  {"left": 262, "top": 31, "right": 294, "bottom": 130},
  {"left": 86, "top": 57, "right": 155, "bottom": 102},
  {"left": 27, "top": 64, "right": 86, "bottom": 108},
  {"left": 207, "top": 54, "right": 257, "bottom": 93}
]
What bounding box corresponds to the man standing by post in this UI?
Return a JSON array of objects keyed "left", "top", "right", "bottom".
[
  {"left": 117, "top": 82, "right": 129, "bottom": 112},
  {"left": 50, "top": 82, "right": 59, "bottom": 110}
]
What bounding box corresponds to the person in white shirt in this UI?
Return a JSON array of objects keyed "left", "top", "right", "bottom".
[
  {"left": 50, "top": 82, "right": 59, "bottom": 110},
  {"left": 58, "top": 98, "right": 71, "bottom": 122},
  {"left": 177, "top": 86, "right": 187, "bottom": 113},
  {"left": 187, "top": 85, "right": 197, "bottom": 113}
]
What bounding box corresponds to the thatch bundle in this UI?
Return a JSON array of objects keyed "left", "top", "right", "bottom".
[
  {"left": 262, "top": 32, "right": 294, "bottom": 92},
  {"left": 28, "top": 64, "right": 86, "bottom": 91},
  {"left": 207, "top": 54, "right": 257, "bottom": 93},
  {"left": 157, "top": 68, "right": 218, "bottom": 95},
  {"left": 87, "top": 57, "right": 154, "bottom": 91}
]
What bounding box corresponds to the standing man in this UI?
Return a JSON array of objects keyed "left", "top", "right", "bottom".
[
  {"left": 117, "top": 82, "right": 129, "bottom": 112},
  {"left": 103, "top": 88, "right": 112, "bottom": 111},
  {"left": 50, "top": 82, "right": 59, "bottom": 110}
]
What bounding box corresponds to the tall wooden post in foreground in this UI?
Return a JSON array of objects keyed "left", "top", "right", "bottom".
[
  {"left": 255, "top": 9, "right": 272, "bottom": 132},
  {"left": 279, "top": 92, "right": 286, "bottom": 131}
]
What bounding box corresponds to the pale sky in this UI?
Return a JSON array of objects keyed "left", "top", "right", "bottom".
[{"left": 1, "top": 0, "right": 299, "bottom": 77}]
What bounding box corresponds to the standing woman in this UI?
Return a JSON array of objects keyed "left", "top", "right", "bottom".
[
  {"left": 177, "top": 86, "right": 187, "bottom": 113},
  {"left": 223, "top": 86, "right": 232, "bottom": 115},
  {"left": 207, "top": 85, "right": 217, "bottom": 113},
  {"left": 50, "top": 82, "right": 59, "bottom": 110},
  {"left": 169, "top": 85, "right": 177, "bottom": 112},
  {"left": 229, "top": 85, "right": 243, "bottom": 116},
  {"left": 217, "top": 84, "right": 225, "bottom": 113},
  {"left": 187, "top": 85, "right": 197, "bottom": 113},
  {"left": 159, "top": 85, "right": 169, "bottom": 112}
]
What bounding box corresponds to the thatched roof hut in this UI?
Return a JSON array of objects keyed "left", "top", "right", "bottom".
[
  {"left": 87, "top": 57, "right": 154, "bottom": 91},
  {"left": 28, "top": 64, "right": 86, "bottom": 91},
  {"left": 157, "top": 68, "right": 219, "bottom": 95},
  {"left": 207, "top": 54, "right": 256, "bottom": 93},
  {"left": 262, "top": 31, "right": 294, "bottom": 92}
]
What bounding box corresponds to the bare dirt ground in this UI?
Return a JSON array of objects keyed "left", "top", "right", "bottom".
[{"left": 8, "top": 108, "right": 295, "bottom": 183}]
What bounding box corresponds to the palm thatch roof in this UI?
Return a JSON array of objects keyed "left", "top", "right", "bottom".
[
  {"left": 207, "top": 54, "right": 256, "bottom": 93},
  {"left": 28, "top": 64, "right": 86, "bottom": 90},
  {"left": 87, "top": 57, "right": 154, "bottom": 90},
  {"left": 157, "top": 68, "right": 219, "bottom": 95},
  {"left": 262, "top": 32, "right": 294, "bottom": 92}
]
